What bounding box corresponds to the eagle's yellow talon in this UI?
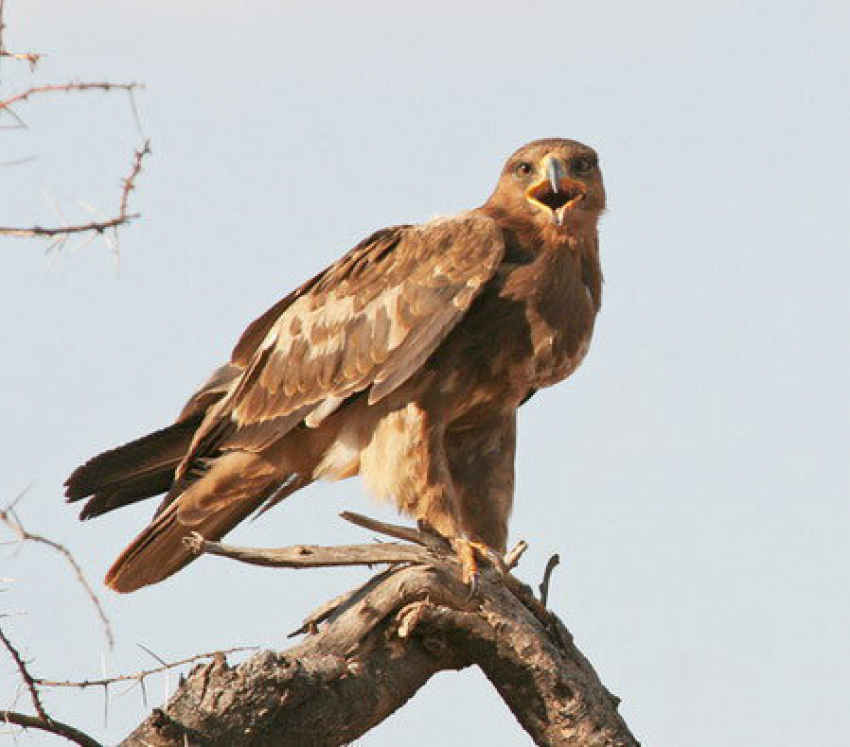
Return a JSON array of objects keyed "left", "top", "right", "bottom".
[{"left": 454, "top": 538, "right": 506, "bottom": 594}]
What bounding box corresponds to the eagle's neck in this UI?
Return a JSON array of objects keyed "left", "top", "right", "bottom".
[
  {"left": 478, "top": 203, "right": 599, "bottom": 279},
  {"left": 493, "top": 215, "right": 602, "bottom": 313}
]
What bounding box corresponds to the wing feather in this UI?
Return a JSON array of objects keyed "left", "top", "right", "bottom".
[{"left": 182, "top": 212, "right": 504, "bottom": 463}]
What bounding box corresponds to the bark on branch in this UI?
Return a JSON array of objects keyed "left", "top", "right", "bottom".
[{"left": 123, "top": 527, "right": 639, "bottom": 746}]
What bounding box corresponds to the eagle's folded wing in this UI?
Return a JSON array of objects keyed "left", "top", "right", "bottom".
[{"left": 177, "top": 212, "right": 505, "bottom": 472}]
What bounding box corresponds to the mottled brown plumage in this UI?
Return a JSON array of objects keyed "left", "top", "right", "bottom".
[{"left": 65, "top": 138, "right": 605, "bottom": 592}]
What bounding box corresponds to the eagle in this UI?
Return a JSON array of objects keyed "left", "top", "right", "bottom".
[{"left": 65, "top": 138, "right": 606, "bottom": 593}]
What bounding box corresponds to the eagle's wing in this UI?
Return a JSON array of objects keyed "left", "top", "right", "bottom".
[{"left": 179, "top": 212, "right": 505, "bottom": 471}]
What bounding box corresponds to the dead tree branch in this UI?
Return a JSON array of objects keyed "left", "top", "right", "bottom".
[
  {"left": 185, "top": 531, "right": 438, "bottom": 569},
  {"left": 124, "top": 525, "right": 638, "bottom": 746},
  {"left": 1, "top": 607, "right": 254, "bottom": 745},
  {"left": 0, "top": 0, "right": 41, "bottom": 69},
  {"left": 34, "top": 647, "right": 258, "bottom": 691},
  {"left": 0, "top": 48, "right": 42, "bottom": 69},
  {"left": 0, "top": 49, "right": 41, "bottom": 69},
  {"left": 0, "top": 625, "right": 47, "bottom": 720},
  {"left": 539, "top": 552, "right": 561, "bottom": 608},
  {"left": 1, "top": 499, "right": 114, "bottom": 648},
  {"left": 0, "top": 624, "right": 102, "bottom": 746},
  {"left": 0, "top": 81, "right": 141, "bottom": 113},
  {"left": 0, "top": 139, "right": 150, "bottom": 247},
  {"left": 1, "top": 710, "right": 101, "bottom": 747}
]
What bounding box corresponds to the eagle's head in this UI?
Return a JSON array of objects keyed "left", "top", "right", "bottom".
[{"left": 486, "top": 138, "right": 606, "bottom": 240}]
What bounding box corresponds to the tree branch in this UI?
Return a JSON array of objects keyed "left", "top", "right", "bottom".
[
  {"left": 1, "top": 710, "right": 102, "bottom": 747},
  {"left": 539, "top": 552, "right": 561, "bottom": 607},
  {"left": 0, "top": 81, "right": 141, "bottom": 112},
  {"left": 34, "top": 647, "right": 257, "bottom": 690},
  {"left": 185, "top": 531, "right": 437, "bottom": 569},
  {"left": 0, "top": 138, "right": 150, "bottom": 245},
  {"left": 0, "top": 0, "right": 41, "bottom": 68},
  {"left": 1, "top": 498, "right": 114, "bottom": 648},
  {"left": 0, "top": 624, "right": 103, "bottom": 746},
  {"left": 124, "top": 533, "right": 639, "bottom": 746},
  {"left": 0, "top": 140, "right": 151, "bottom": 253},
  {"left": 0, "top": 625, "right": 47, "bottom": 720}
]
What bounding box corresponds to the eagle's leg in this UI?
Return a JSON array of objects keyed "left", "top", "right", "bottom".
[
  {"left": 444, "top": 412, "right": 517, "bottom": 588},
  {"left": 364, "top": 403, "right": 509, "bottom": 590}
]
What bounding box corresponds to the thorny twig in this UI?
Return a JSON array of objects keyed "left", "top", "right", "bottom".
[
  {"left": 33, "top": 647, "right": 258, "bottom": 690},
  {"left": 0, "top": 49, "right": 41, "bottom": 69},
  {"left": 0, "top": 625, "right": 47, "bottom": 720},
  {"left": 0, "top": 30, "right": 149, "bottom": 252},
  {"left": 0, "top": 0, "right": 42, "bottom": 70},
  {"left": 118, "top": 139, "right": 149, "bottom": 217},
  {"left": 0, "top": 81, "right": 141, "bottom": 113},
  {"left": 2, "top": 614, "right": 253, "bottom": 743},
  {"left": 0, "top": 48, "right": 41, "bottom": 69},
  {"left": 0, "top": 498, "right": 114, "bottom": 648},
  {"left": 0, "top": 139, "right": 151, "bottom": 252}
]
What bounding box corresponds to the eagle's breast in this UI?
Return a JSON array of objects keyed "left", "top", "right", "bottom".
[{"left": 506, "top": 239, "right": 600, "bottom": 392}]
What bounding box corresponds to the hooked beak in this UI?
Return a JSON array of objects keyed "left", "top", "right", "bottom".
[
  {"left": 526, "top": 155, "right": 586, "bottom": 226},
  {"left": 547, "top": 156, "right": 565, "bottom": 194}
]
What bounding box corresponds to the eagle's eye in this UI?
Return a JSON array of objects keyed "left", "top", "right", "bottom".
[
  {"left": 571, "top": 156, "right": 596, "bottom": 177},
  {"left": 513, "top": 161, "right": 533, "bottom": 179}
]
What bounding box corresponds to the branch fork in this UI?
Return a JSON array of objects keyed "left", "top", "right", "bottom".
[{"left": 118, "top": 512, "right": 639, "bottom": 746}]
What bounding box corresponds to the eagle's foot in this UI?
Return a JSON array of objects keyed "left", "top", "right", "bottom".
[{"left": 453, "top": 538, "right": 508, "bottom": 596}]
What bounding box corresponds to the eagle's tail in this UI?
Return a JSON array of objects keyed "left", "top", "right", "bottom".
[
  {"left": 103, "top": 451, "right": 311, "bottom": 593},
  {"left": 104, "top": 491, "right": 265, "bottom": 593},
  {"left": 64, "top": 416, "right": 203, "bottom": 520}
]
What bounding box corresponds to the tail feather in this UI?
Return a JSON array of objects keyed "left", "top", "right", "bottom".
[
  {"left": 65, "top": 416, "right": 202, "bottom": 519},
  {"left": 104, "top": 491, "right": 270, "bottom": 593},
  {"left": 104, "top": 448, "right": 313, "bottom": 593}
]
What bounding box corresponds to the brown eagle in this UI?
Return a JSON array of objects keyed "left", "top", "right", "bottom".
[{"left": 65, "top": 138, "right": 606, "bottom": 593}]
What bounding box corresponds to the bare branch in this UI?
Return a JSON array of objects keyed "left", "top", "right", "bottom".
[
  {"left": 0, "top": 81, "right": 141, "bottom": 113},
  {"left": 0, "top": 500, "right": 114, "bottom": 648},
  {"left": 185, "top": 531, "right": 437, "bottom": 569},
  {"left": 539, "top": 552, "right": 561, "bottom": 607},
  {"left": 0, "top": 624, "right": 47, "bottom": 720},
  {"left": 0, "top": 0, "right": 39, "bottom": 68},
  {"left": 1, "top": 710, "right": 101, "bottom": 747},
  {"left": 119, "top": 139, "right": 150, "bottom": 217},
  {"left": 505, "top": 539, "right": 529, "bottom": 570},
  {"left": 0, "top": 50, "right": 41, "bottom": 68},
  {"left": 339, "top": 510, "right": 449, "bottom": 550},
  {"left": 0, "top": 139, "right": 151, "bottom": 247},
  {"left": 34, "top": 647, "right": 257, "bottom": 690}
]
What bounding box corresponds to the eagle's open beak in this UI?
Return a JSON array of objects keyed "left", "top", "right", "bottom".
[{"left": 526, "top": 156, "right": 586, "bottom": 226}]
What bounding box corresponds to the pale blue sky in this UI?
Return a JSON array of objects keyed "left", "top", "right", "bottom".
[{"left": 2, "top": 1, "right": 848, "bottom": 744}]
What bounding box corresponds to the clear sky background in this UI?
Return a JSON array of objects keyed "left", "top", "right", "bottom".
[{"left": 1, "top": 1, "right": 848, "bottom": 744}]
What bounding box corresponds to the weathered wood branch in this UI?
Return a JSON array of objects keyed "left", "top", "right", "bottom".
[
  {"left": 123, "top": 530, "right": 638, "bottom": 746},
  {"left": 184, "top": 531, "right": 438, "bottom": 569},
  {"left": 0, "top": 710, "right": 101, "bottom": 747}
]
